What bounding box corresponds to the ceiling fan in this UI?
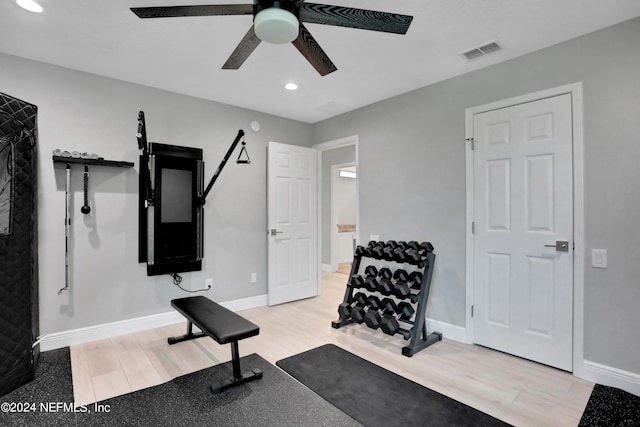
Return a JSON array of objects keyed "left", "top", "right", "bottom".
[{"left": 130, "top": 1, "right": 413, "bottom": 76}]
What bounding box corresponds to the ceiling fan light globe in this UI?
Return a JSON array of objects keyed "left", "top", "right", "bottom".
[{"left": 254, "top": 7, "right": 299, "bottom": 44}]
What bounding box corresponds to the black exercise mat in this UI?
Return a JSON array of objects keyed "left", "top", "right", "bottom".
[
  {"left": 579, "top": 383, "right": 640, "bottom": 426},
  {"left": 78, "top": 353, "right": 359, "bottom": 426},
  {"left": 276, "top": 344, "right": 510, "bottom": 427},
  {"left": 2, "top": 350, "right": 360, "bottom": 426}
]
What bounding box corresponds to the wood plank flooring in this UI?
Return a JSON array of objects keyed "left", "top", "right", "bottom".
[{"left": 70, "top": 272, "right": 593, "bottom": 426}]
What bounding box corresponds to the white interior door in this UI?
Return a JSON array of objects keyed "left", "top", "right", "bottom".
[
  {"left": 472, "top": 93, "right": 574, "bottom": 371},
  {"left": 267, "top": 142, "right": 318, "bottom": 305}
]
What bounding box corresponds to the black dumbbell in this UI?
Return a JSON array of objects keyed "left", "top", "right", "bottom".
[
  {"left": 364, "top": 265, "right": 378, "bottom": 277},
  {"left": 365, "top": 276, "right": 379, "bottom": 292},
  {"left": 405, "top": 249, "right": 423, "bottom": 264},
  {"left": 420, "top": 241, "right": 434, "bottom": 252},
  {"left": 366, "top": 295, "right": 381, "bottom": 311},
  {"left": 337, "top": 292, "right": 368, "bottom": 318},
  {"left": 349, "top": 275, "right": 364, "bottom": 288},
  {"left": 396, "top": 302, "right": 415, "bottom": 320},
  {"left": 350, "top": 306, "right": 366, "bottom": 323},
  {"left": 406, "top": 241, "right": 420, "bottom": 250},
  {"left": 355, "top": 245, "right": 366, "bottom": 257},
  {"left": 364, "top": 310, "right": 381, "bottom": 330},
  {"left": 338, "top": 302, "right": 351, "bottom": 318},
  {"left": 393, "top": 281, "right": 411, "bottom": 299},
  {"left": 353, "top": 292, "right": 367, "bottom": 307},
  {"left": 380, "top": 315, "right": 412, "bottom": 339},
  {"left": 393, "top": 269, "right": 408, "bottom": 282},
  {"left": 409, "top": 271, "right": 423, "bottom": 289},
  {"left": 379, "top": 298, "right": 397, "bottom": 315},
  {"left": 371, "top": 245, "right": 385, "bottom": 259},
  {"left": 378, "top": 267, "right": 392, "bottom": 279},
  {"left": 377, "top": 278, "right": 394, "bottom": 296},
  {"left": 392, "top": 247, "right": 409, "bottom": 262}
]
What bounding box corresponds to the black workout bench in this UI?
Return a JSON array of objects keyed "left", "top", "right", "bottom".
[{"left": 168, "top": 296, "right": 262, "bottom": 394}]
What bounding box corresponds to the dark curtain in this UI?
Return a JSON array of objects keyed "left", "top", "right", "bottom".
[{"left": 0, "top": 92, "right": 39, "bottom": 397}]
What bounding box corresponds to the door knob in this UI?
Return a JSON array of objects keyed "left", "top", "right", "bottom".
[
  {"left": 270, "top": 229, "right": 283, "bottom": 236},
  {"left": 544, "top": 240, "right": 569, "bottom": 252}
]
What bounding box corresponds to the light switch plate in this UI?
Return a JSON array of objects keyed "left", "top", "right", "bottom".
[
  {"left": 370, "top": 234, "right": 379, "bottom": 242},
  {"left": 592, "top": 249, "right": 607, "bottom": 268}
]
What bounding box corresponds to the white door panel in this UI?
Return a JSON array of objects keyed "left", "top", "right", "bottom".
[
  {"left": 268, "top": 142, "right": 318, "bottom": 305},
  {"left": 473, "top": 94, "right": 573, "bottom": 371}
]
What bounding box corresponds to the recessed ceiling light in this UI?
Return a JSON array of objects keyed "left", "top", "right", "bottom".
[
  {"left": 16, "top": 0, "right": 43, "bottom": 13},
  {"left": 284, "top": 82, "right": 298, "bottom": 91}
]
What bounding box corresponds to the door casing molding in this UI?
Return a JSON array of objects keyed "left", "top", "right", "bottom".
[{"left": 464, "top": 82, "right": 585, "bottom": 376}]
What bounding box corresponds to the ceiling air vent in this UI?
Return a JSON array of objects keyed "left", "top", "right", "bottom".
[{"left": 461, "top": 41, "right": 503, "bottom": 61}]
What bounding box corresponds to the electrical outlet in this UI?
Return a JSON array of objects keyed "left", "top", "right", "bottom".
[
  {"left": 250, "top": 273, "right": 257, "bottom": 283},
  {"left": 205, "top": 278, "right": 213, "bottom": 289}
]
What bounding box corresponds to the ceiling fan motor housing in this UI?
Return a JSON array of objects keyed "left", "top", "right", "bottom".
[{"left": 254, "top": 0, "right": 300, "bottom": 44}]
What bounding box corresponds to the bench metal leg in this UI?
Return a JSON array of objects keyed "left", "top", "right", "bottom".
[
  {"left": 209, "top": 340, "right": 263, "bottom": 394},
  {"left": 167, "top": 321, "right": 206, "bottom": 345}
]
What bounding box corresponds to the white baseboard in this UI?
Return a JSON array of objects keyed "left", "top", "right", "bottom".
[
  {"left": 38, "top": 294, "right": 268, "bottom": 351},
  {"left": 321, "top": 263, "right": 333, "bottom": 272},
  {"left": 582, "top": 360, "right": 640, "bottom": 397},
  {"left": 425, "top": 318, "right": 467, "bottom": 343}
]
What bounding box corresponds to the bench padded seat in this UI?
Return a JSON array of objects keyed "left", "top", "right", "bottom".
[{"left": 171, "top": 296, "right": 259, "bottom": 345}]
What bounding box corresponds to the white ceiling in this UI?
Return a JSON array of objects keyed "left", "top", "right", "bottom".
[{"left": 2, "top": 0, "right": 640, "bottom": 123}]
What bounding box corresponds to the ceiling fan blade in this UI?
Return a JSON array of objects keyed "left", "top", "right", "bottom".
[
  {"left": 130, "top": 4, "right": 253, "bottom": 19},
  {"left": 299, "top": 3, "right": 413, "bottom": 34},
  {"left": 222, "top": 26, "right": 262, "bottom": 70},
  {"left": 292, "top": 23, "right": 337, "bottom": 76}
]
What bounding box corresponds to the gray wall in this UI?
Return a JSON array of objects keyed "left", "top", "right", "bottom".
[
  {"left": 0, "top": 52, "right": 312, "bottom": 335},
  {"left": 311, "top": 18, "right": 640, "bottom": 374},
  {"left": 320, "top": 145, "right": 356, "bottom": 265}
]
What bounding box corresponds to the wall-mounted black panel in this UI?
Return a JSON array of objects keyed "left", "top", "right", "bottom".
[{"left": 139, "top": 142, "right": 203, "bottom": 276}]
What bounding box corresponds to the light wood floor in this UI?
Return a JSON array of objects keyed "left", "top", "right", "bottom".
[{"left": 71, "top": 272, "right": 594, "bottom": 426}]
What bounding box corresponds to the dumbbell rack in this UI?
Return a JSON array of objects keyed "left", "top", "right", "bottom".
[{"left": 331, "top": 241, "right": 442, "bottom": 357}]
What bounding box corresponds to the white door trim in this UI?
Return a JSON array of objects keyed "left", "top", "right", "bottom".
[
  {"left": 464, "top": 82, "right": 585, "bottom": 376},
  {"left": 313, "top": 135, "right": 359, "bottom": 287}
]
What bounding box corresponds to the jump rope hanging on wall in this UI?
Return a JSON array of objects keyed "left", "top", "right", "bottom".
[{"left": 136, "top": 111, "right": 250, "bottom": 291}]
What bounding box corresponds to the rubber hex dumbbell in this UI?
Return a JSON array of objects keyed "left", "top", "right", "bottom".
[
  {"left": 364, "top": 265, "right": 378, "bottom": 277},
  {"left": 337, "top": 292, "right": 368, "bottom": 318},
  {"left": 379, "top": 298, "right": 397, "bottom": 315},
  {"left": 349, "top": 275, "right": 364, "bottom": 288},
  {"left": 378, "top": 267, "right": 392, "bottom": 280},
  {"left": 365, "top": 276, "right": 379, "bottom": 292},
  {"left": 396, "top": 302, "right": 415, "bottom": 320},
  {"left": 419, "top": 241, "right": 434, "bottom": 253},
  {"left": 366, "top": 295, "right": 381, "bottom": 311},
  {"left": 350, "top": 306, "right": 366, "bottom": 323},
  {"left": 392, "top": 247, "right": 409, "bottom": 262},
  {"left": 380, "top": 315, "right": 412, "bottom": 339},
  {"left": 364, "top": 310, "right": 381, "bottom": 330},
  {"left": 393, "top": 281, "right": 412, "bottom": 300},
  {"left": 393, "top": 269, "right": 409, "bottom": 282},
  {"left": 353, "top": 292, "right": 367, "bottom": 307},
  {"left": 409, "top": 271, "right": 423, "bottom": 289},
  {"left": 377, "top": 278, "right": 394, "bottom": 296}
]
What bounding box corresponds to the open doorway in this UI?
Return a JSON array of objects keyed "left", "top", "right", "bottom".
[
  {"left": 313, "top": 135, "right": 359, "bottom": 277},
  {"left": 331, "top": 163, "right": 356, "bottom": 273}
]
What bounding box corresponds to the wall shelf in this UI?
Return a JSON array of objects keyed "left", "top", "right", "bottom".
[{"left": 52, "top": 156, "right": 134, "bottom": 168}]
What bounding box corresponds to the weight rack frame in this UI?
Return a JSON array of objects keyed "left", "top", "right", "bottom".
[{"left": 331, "top": 242, "right": 442, "bottom": 357}]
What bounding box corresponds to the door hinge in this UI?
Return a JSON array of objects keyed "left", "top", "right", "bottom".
[
  {"left": 466, "top": 137, "right": 475, "bottom": 150},
  {"left": 471, "top": 305, "right": 474, "bottom": 318},
  {"left": 471, "top": 221, "right": 475, "bottom": 234}
]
